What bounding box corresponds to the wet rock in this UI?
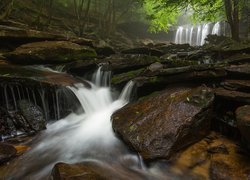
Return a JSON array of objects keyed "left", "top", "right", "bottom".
[
  {"left": 4, "top": 41, "right": 97, "bottom": 65},
  {"left": 51, "top": 162, "right": 150, "bottom": 180},
  {"left": 209, "top": 160, "right": 232, "bottom": 180},
  {"left": 18, "top": 100, "right": 46, "bottom": 132},
  {"left": 59, "top": 37, "right": 94, "bottom": 47},
  {"left": 112, "top": 86, "right": 214, "bottom": 160},
  {"left": 107, "top": 54, "right": 161, "bottom": 74},
  {"left": 95, "top": 46, "right": 116, "bottom": 57},
  {"left": 0, "top": 65, "right": 83, "bottom": 86},
  {"left": 0, "top": 143, "right": 16, "bottom": 164},
  {"left": 66, "top": 54, "right": 161, "bottom": 76},
  {"left": 208, "top": 136, "right": 250, "bottom": 180},
  {"left": 222, "top": 80, "right": 250, "bottom": 92},
  {"left": 226, "top": 54, "right": 250, "bottom": 65},
  {"left": 236, "top": 105, "right": 250, "bottom": 146},
  {"left": 226, "top": 65, "right": 250, "bottom": 79},
  {"left": 205, "top": 35, "right": 250, "bottom": 56},
  {"left": 158, "top": 43, "right": 196, "bottom": 54},
  {"left": 121, "top": 47, "right": 164, "bottom": 57},
  {"left": 112, "top": 68, "right": 145, "bottom": 86},
  {"left": 169, "top": 133, "right": 250, "bottom": 179},
  {"left": 214, "top": 88, "right": 250, "bottom": 103},
  {"left": 207, "top": 144, "right": 229, "bottom": 154}
]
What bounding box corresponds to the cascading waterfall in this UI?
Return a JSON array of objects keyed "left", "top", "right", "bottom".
[
  {"left": 174, "top": 21, "right": 230, "bottom": 46},
  {"left": 6, "top": 67, "right": 155, "bottom": 179}
]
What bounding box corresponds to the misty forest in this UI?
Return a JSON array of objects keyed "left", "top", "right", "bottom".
[{"left": 0, "top": 0, "right": 250, "bottom": 179}]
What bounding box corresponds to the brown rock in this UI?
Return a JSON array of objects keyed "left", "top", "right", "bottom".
[
  {"left": 0, "top": 64, "right": 85, "bottom": 87},
  {"left": 51, "top": 162, "right": 150, "bottom": 180},
  {"left": 112, "top": 86, "right": 214, "bottom": 160}
]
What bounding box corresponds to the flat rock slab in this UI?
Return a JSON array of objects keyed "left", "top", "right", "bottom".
[
  {"left": 0, "top": 65, "right": 83, "bottom": 87},
  {"left": 4, "top": 41, "right": 97, "bottom": 65},
  {"left": 112, "top": 86, "right": 214, "bottom": 160},
  {"left": 215, "top": 88, "right": 250, "bottom": 103},
  {"left": 222, "top": 80, "right": 250, "bottom": 92}
]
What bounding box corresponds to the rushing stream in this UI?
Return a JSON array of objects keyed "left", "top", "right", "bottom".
[{"left": 4, "top": 67, "right": 167, "bottom": 179}]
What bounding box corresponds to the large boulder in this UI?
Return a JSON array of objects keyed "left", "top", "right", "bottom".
[
  {"left": 112, "top": 86, "right": 214, "bottom": 160},
  {"left": 4, "top": 41, "right": 97, "bottom": 65}
]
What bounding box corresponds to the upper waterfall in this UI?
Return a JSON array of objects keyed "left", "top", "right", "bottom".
[{"left": 174, "top": 22, "right": 230, "bottom": 46}]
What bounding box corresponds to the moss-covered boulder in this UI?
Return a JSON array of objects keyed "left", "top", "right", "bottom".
[
  {"left": 112, "top": 86, "right": 214, "bottom": 160},
  {"left": 4, "top": 41, "right": 97, "bottom": 65}
]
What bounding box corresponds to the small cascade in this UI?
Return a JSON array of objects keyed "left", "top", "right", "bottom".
[
  {"left": 174, "top": 21, "right": 231, "bottom": 46},
  {"left": 8, "top": 67, "right": 141, "bottom": 179},
  {"left": 92, "top": 65, "right": 112, "bottom": 87}
]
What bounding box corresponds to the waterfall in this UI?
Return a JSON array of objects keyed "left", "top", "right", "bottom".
[
  {"left": 189, "top": 26, "right": 194, "bottom": 45},
  {"left": 201, "top": 23, "right": 211, "bottom": 45},
  {"left": 185, "top": 28, "right": 189, "bottom": 44},
  {"left": 174, "top": 21, "right": 230, "bottom": 46},
  {"left": 175, "top": 26, "right": 184, "bottom": 44},
  {"left": 196, "top": 25, "right": 202, "bottom": 46},
  {"left": 8, "top": 67, "right": 141, "bottom": 179}
]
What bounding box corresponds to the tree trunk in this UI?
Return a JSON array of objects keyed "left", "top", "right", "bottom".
[{"left": 224, "top": 0, "right": 240, "bottom": 41}]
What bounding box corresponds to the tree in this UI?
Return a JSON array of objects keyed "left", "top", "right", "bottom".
[{"left": 142, "top": 0, "right": 244, "bottom": 41}]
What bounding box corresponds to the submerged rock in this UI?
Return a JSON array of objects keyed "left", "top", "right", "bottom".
[
  {"left": 4, "top": 41, "right": 97, "bottom": 65},
  {"left": 112, "top": 86, "right": 214, "bottom": 160},
  {"left": 0, "top": 143, "right": 16, "bottom": 164},
  {"left": 51, "top": 162, "right": 151, "bottom": 180},
  {"left": 169, "top": 132, "right": 250, "bottom": 179}
]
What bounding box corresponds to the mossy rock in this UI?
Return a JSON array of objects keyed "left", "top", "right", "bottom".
[{"left": 4, "top": 41, "right": 97, "bottom": 65}]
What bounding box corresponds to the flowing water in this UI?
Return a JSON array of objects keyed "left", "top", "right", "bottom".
[{"left": 4, "top": 67, "right": 165, "bottom": 179}]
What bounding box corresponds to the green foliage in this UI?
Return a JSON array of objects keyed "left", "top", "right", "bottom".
[
  {"left": 143, "top": 0, "right": 179, "bottom": 32},
  {"left": 141, "top": 0, "right": 244, "bottom": 33}
]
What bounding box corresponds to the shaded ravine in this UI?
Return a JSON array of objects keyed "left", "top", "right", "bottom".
[{"left": 4, "top": 67, "right": 160, "bottom": 179}]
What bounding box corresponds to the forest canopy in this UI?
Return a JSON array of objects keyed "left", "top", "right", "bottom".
[{"left": 0, "top": 0, "right": 249, "bottom": 40}]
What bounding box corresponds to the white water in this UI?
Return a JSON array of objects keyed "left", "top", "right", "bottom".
[
  {"left": 174, "top": 21, "right": 230, "bottom": 46},
  {"left": 212, "top": 22, "right": 221, "bottom": 35},
  {"left": 9, "top": 67, "right": 148, "bottom": 179}
]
